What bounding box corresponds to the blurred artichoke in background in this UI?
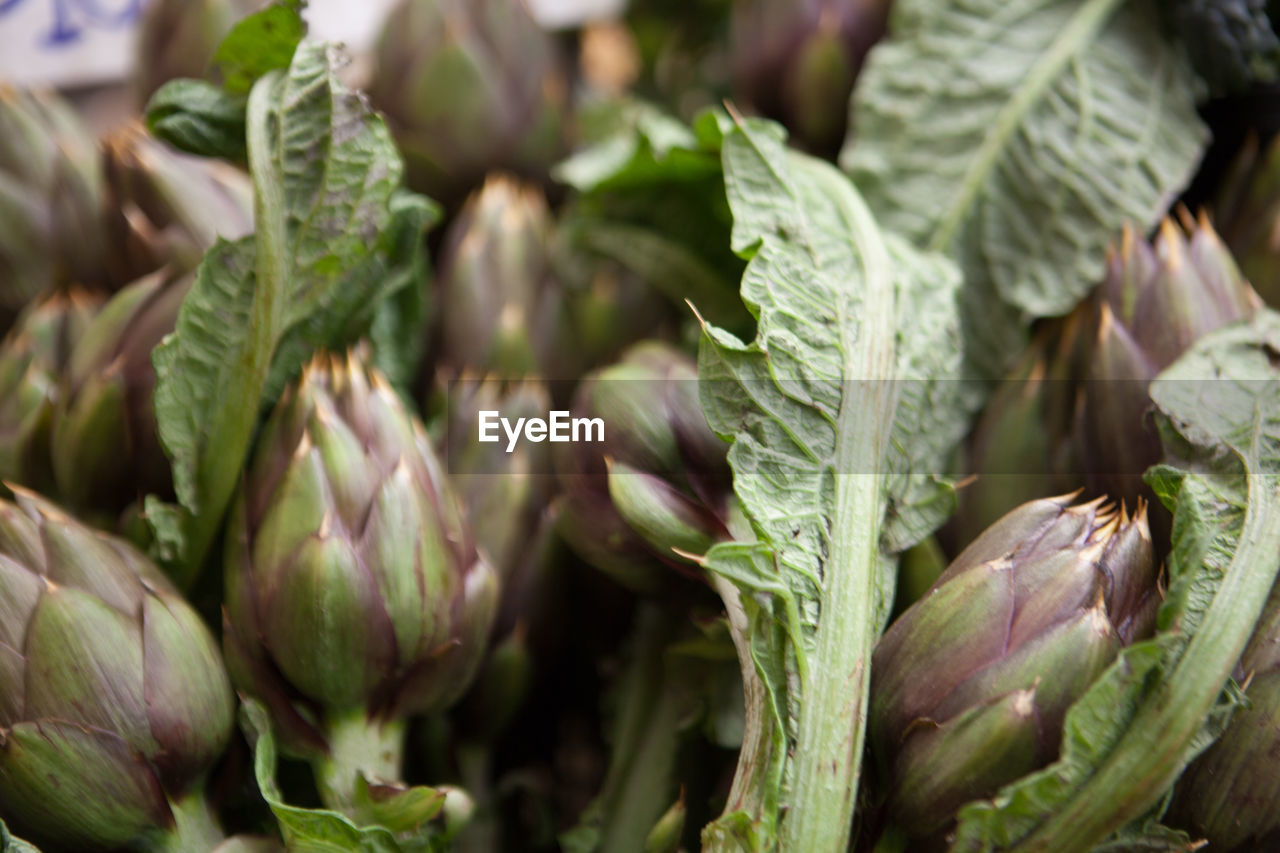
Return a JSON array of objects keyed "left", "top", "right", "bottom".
[
  {"left": 51, "top": 269, "right": 190, "bottom": 519},
  {"left": 0, "top": 86, "right": 104, "bottom": 328},
  {"left": 870, "top": 495, "right": 1158, "bottom": 839},
  {"left": 731, "top": 0, "right": 889, "bottom": 154},
  {"left": 0, "top": 289, "right": 102, "bottom": 493},
  {"left": 954, "top": 218, "right": 1261, "bottom": 550},
  {"left": 368, "top": 0, "right": 569, "bottom": 205},
  {"left": 554, "top": 342, "right": 731, "bottom": 593},
  {"left": 1170, "top": 583, "right": 1280, "bottom": 851},
  {"left": 438, "top": 176, "right": 574, "bottom": 378},
  {"left": 0, "top": 489, "right": 234, "bottom": 852},
  {"left": 223, "top": 352, "right": 498, "bottom": 819},
  {"left": 1214, "top": 132, "right": 1280, "bottom": 305},
  {"left": 100, "top": 123, "right": 254, "bottom": 288},
  {"left": 134, "top": 0, "right": 268, "bottom": 103}
]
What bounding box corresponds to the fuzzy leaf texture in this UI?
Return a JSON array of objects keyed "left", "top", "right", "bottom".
[
  {"left": 149, "top": 39, "right": 435, "bottom": 583},
  {"left": 240, "top": 701, "right": 444, "bottom": 852},
  {"left": 0, "top": 821, "right": 38, "bottom": 853},
  {"left": 697, "top": 118, "right": 967, "bottom": 852},
  {"left": 842, "top": 0, "right": 1206, "bottom": 378},
  {"left": 950, "top": 311, "right": 1280, "bottom": 851}
]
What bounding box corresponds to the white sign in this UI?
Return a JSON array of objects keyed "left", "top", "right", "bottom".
[{"left": 0, "top": 0, "right": 399, "bottom": 89}]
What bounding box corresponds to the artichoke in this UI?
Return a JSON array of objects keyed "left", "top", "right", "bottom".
[
  {"left": 438, "top": 176, "right": 574, "bottom": 377},
  {"left": 955, "top": 218, "right": 1261, "bottom": 548},
  {"left": 554, "top": 341, "right": 731, "bottom": 593},
  {"left": 367, "top": 0, "right": 569, "bottom": 204},
  {"left": 223, "top": 351, "right": 498, "bottom": 819},
  {"left": 870, "top": 495, "right": 1158, "bottom": 839},
  {"left": 134, "top": 0, "right": 269, "bottom": 103},
  {"left": 0, "top": 289, "right": 102, "bottom": 492},
  {"left": 730, "top": 0, "right": 889, "bottom": 154},
  {"left": 0, "top": 86, "right": 104, "bottom": 327},
  {"left": 100, "top": 123, "right": 254, "bottom": 288},
  {"left": 1169, "top": 582, "right": 1280, "bottom": 850},
  {"left": 0, "top": 488, "right": 234, "bottom": 852},
  {"left": 1214, "top": 132, "right": 1280, "bottom": 306},
  {"left": 51, "top": 269, "right": 191, "bottom": 519}
]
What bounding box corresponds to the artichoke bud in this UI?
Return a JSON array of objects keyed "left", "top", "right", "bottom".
[
  {"left": 0, "top": 488, "right": 234, "bottom": 850},
  {"left": 134, "top": 0, "right": 270, "bottom": 103},
  {"left": 439, "top": 176, "right": 569, "bottom": 377},
  {"left": 730, "top": 0, "right": 889, "bottom": 154},
  {"left": 368, "top": 0, "right": 569, "bottom": 204},
  {"left": 100, "top": 123, "right": 254, "bottom": 287},
  {"left": 0, "top": 86, "right": 104, "bottom": 322},
  {"left": 870, "top": 495, "right": 1157, "bottom": 837},
  {"left": 1170, "top": 586, "right": 1280, "bottom": 850},
  {"left": 554, "top": 342, "right": 730, "bottom": 592},
  {"left": 224, "top": 351, "right": 499, "bottom": 746},
  {"left": 51, "top": 269, "right": 190, "bottom": 517},
  {"left": 644, "top": 793, "right": 687, "bottom": 853},
  {"left": 1213, "top": 133, "right": 1280, "bottom": 307},
  {"left": 0, "top": 288, "right": 102, "bottom": 491}
]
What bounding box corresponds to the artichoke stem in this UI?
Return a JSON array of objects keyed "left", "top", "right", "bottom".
[
  {"left": 139, "top": 788, "right": 225, "bottom": 853},
  {"left": 313, "top": 710, "right": 407, "bottom": 821}
]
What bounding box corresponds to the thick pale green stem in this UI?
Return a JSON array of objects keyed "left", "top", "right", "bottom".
[
  {"left": 139, "top": 789, "right": 225, "bottom": 853},
  {"left": 1011, "top": 473, "right": 1280, "bottom": 851},
  {"left": 313, "top": 711, "right": 406, "bottom": 820}
]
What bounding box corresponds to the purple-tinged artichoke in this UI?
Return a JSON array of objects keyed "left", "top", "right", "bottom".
[
  {"left": 100, "top": 123, "right": 254, "bottom": 288},
  {"left": 554, "top": 341, "right": 731, "bottom": 593},
  {"left": 51, "top": 269, "right": 190, "bottom": 519},
  {"left": 0, "top": 289, "right": 102, "bottom": 493},
  {"left": 367, "top": 0, "right": 570, "bottom": 205},
  {"left": 223, "top": 351, "right": 498, "bottom": 819},
  {"left": 0, "top": 86, "right": 104, "bottom": 327},
  {"left": 1169, "top": 584, "right": 1280, "bottom": 851},
  {"left": 1214, "top": 132, "right": 1280, "bottom": 306},
  {"left": 871, "top": 495, "right": 1158, "bottom": 839},
  {"left": 731, "top": 0, "right": 889, "bottom": 154},
  {"left": 0, "top": 489, "right": 234, "bottom": 852},
  {"left": 134, "top": 0, "right": 269, "bottom": 104}
]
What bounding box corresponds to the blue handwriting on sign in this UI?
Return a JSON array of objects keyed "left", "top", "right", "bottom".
[{"left": 0, "top": 0, "right": 142, "bottom": 46}]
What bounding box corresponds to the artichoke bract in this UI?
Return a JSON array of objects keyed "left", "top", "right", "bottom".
[
  {"left": 731, "top": 0, "right": 889, "bottom": 155},
  {"left": 1214, "top": 133, "right": 1280, "bottom": 307},
  {"left": 51, "top": 269, "right": 191, "bottom": 519},
  {"left": 870, "top": 495, "right": 1158, "bottom": 839},
  {"left": 438, "top": 176, "right": 573, "bottom": 378},
  {"left": 554, "top": 341, "right": 731, "bottom": 593},
  {"left": 223, "top": 352, "right": 498, "bottom": 818},
  {"left": 368, "top": 0, "right": 569, "bottom": 205},
  {"left": 134, "top": 0, "right": 268, "bottom": 103},
  {"left": 0, "top": 86, "right": 104, "bottom": 327},
  {"left": 1170, "top": 586, "right": 1280, "bottom": 851},
  {"left": 100, "top": 124, "right": 254, "bottom": 288},
  {"left": 0, "top": 289, "right": 102, "bottom": 493},
  {"left": 0, "top": 489, "right": 234, "bottom": 852}
]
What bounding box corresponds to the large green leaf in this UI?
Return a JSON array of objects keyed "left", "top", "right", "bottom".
[
  {"left": 951, "top": 311, "right": 1280, "bottom": 850},
  {"left": 697, "top": 118, "right": 968, "bottom": 851},
  {"left": 842, "top": 0, "right": 1206, "bottom": 377}
]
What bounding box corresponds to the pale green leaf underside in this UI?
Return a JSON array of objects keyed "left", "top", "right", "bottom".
[{"left": 843, "top": 0, "right": 1205, "bottom": 371}]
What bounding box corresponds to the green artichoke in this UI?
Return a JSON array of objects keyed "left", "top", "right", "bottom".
[
  {"left": 223, "top": 352, "right": 498, "bottom": 818},
  {"left": 0, "top": 86, "right": 104, "bottom": 327},
  {"left": 554, "top": 341, "right": 731, "bottom": 593},
  {"left": 0, "top": 488, "right": 234, "bottom": 852},
  {"left": 100, "top": 123, "right": 254, "bottom": 288},
  {"left": 870, "top": 494, "right": 1158, "bottom": 839},
  {"left": 0, "top": 289, "right": 102, "bottom": 493},
  {"left": 1214, "top": 132, "right": 1280, "bottom": 306},
  {"left": 1169, "top": 583, "right": 1280, "bottom": 851},
  {"left": 731, "top": 0, "right": 889, "bottom": 154},
  {"left": 438, "top": 176, "right": 574, "bottom": 377},
  {"left": 51, "top": 269, "right": 191, "bottom": 519},
  {"left": 134, "top": 0, "right": 269, "bottom": 103},
  {"left": 367, "top": 0, "right": 569, "bottom": 204}
]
